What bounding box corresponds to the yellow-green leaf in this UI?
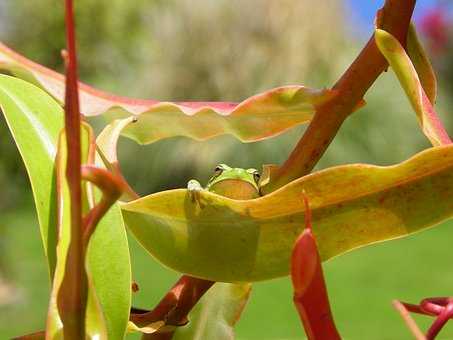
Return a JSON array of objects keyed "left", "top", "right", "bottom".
[
  {"left": 375, "top": 29, "right": 451, "bottom": 146},
  {"left": 0, "top": 75, "right": 62, "bottom": 276},
  {"left": 122, "top": 146, "right": 453, "bottom": 282},
  {"left": 406, "top": 23, "right": 437, "bottom": 105}
]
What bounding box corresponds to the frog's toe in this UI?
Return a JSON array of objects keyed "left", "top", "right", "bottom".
[{"left": 187, "top": 180, "right": 203, "bottom": 203}]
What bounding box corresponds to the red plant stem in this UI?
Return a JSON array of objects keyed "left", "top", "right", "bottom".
[
  {"left": 12, "top": 330, "right": 46, "bottom": 340},
  {"left": 392, "top": 300, "right": 425, "bottom": 340},
  {"left": 395, "top": 298, "right": 453, "bottom": 339},
  {"left": 81, "top": 165, "right": 124, "bottom": 246},
  {"left": 426, "top": 302, "right": 453, "bottom": 340},
  {"left": 56, "top": 0, "right": 86, "bottom": 338},
  {"left": 262, "top": 0, "right": 417, "bottom": 193},
  {"left": 130, "top": 275, "right": 214, "bottom": 339}
]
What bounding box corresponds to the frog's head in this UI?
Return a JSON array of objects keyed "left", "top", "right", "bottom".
[{"left": 206, "top": 163, "right": 261, "bottom": 199}]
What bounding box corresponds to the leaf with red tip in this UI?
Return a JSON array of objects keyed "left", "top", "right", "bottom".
[
  {"left": 291, "top": 196, "right": 340, "bottom": 340},
  {"left": 375, "top": 29, "right": 451, "bottom": 146},
  {"left": 0, "top": 42, "right": 335, "bottom": 144},
  {"left": 406, "top": 23, "right": 437, "bottom": 105}
]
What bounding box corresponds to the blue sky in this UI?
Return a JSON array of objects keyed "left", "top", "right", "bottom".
[{"left": 345, "top": 0, "right": 438, "bottom": 34}]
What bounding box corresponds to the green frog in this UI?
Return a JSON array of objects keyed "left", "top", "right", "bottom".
[{"left": 187, "top": 163, "right": 261, "bottom": 201}]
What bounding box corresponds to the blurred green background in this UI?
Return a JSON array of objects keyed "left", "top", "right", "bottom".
[{"left": 1, "top": 0, "right": 453, "bottom": 339}]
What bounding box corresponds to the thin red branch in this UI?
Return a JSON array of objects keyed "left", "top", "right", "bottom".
[
  {"left": 56, "top": 0, "right": 86, "bottom": 338},
  {"left": 130, "top": 275, "right": 214, "bottom": 339},
  {"left": 81, "top": 165, "right": 125, "bottom": 246},
  {"left": 392, "top": 300, "right": 425, "bottom": 340},
  {"left": 262, "top": 0, "right": 416, "bottom": 193},
  {"left": 12, "top": 331, "right": 46, "bottom": 340},
  {"left": 394, "top": 298, "right": 453, "bottom": 339}
]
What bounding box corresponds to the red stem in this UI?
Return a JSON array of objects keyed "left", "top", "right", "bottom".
[
  {"left": 130, "top": 275, "right": 214, "bottom": 339},
  {"left": 262, "top": 0, "right": 417, "bottom": 193},
  {"left": 81, "top": 165, "right": 125, "bottom": 246},
  {"left": 56, "top": 0, "right": 86, "bottom": 338}
]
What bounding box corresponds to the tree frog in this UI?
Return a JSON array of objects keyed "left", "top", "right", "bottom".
[{"left": 188, "top": 163, "right": 261, "bottom": 201}]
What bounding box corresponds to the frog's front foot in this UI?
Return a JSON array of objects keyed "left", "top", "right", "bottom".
[{"left": 187, "top": 179, "right": 204, "bottom": 205}]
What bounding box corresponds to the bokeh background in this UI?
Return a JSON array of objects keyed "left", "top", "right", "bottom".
[{"left": 1, "top": 0, "right": 453, "bottom": 338}]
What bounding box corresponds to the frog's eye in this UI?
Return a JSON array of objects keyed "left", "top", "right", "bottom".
[
  {"left": 253, "top": 172, "right": 261, "bottom": 183},
  {"left": 214, "top": 165, "right": 224, "bottom": 176}
]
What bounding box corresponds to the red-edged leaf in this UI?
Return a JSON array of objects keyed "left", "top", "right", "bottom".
[
  {"left": 291, "top": 195, "right": 340, "bottom": 340},
  {"left": 0, "top": 41, "right": 335, "bottom": 144}
]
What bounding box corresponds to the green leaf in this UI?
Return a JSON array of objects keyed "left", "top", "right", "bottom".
[
  {"left": 86, "top": 203, "right": 131, "bottom": 340},
  {"left": 173, "top": 283, "right": 251, "bottom": 340},
  {"left": 406, "top": 23, "right": 437, "bottom": 105},
  {"left": 375, "top": 29, "right": 451, "bottom": 146},
  {"left": 47, "top": 125, "right": 131, "bottom": 339},
  {"left": 122, "top": 146, "right": 453, "bottom": 282},
  {"left": 0, "top": 74, "right": 61, "bottom": 276},
  {"left": 46, "top": 126, "right": 108, "bottom": 339},
  {"left": 0, "top": 75, "right": 130, "bottom": 339},
  {"left": 0, "top": 42, "right": 334, "bottom": 144}
]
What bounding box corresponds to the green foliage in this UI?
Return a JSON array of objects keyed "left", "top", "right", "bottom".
[
  {"left": 122, "top": 146, "right": 453, "bottom": 282},
  {"left": 0, "top": 76, "right": 130, "bottom": 339},
  {"left": 1, "top": 1, "right": 453, "bottom": 339},
  {"left": 0, "top": 75, "right": 61, "bottom": 272}
]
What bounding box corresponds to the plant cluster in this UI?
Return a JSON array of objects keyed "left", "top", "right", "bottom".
[{"left": 0, "top": 0, "right": 452, "bottom": 339}]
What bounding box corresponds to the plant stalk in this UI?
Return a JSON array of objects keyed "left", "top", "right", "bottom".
[{"left": 262, "top": 0, "right": 417, "bottom": 194}]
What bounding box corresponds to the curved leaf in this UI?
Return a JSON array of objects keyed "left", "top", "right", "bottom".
[
  {"left": 0, "top": 75, "right": 130, "bottom": 339},
  {"left": 122, "top": 146, "right": 453, "bottom": 282},
  {"left": 0, "top": 74, "right": 61, "bottom": 276},
  {"left": 375, "top": 29, "right": 451, "bottom": 146},
  {"left": 406, "top": 23, "right": 437, "bottom": 105},
  {"left": 0, "top": 42, "right": 334, "bottom": 144},
  {"left": 172, "top": 283, "right": 251, "bottom": 340}
]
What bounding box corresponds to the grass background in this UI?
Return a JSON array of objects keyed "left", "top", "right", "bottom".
[{"left": 2, "top": 202, "right": 453, "bottom": 339}]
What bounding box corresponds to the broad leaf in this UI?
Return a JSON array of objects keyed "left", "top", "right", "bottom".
[
  {"left": 122, "top": 146, "right": 453, "bottom": 282},
  {"left": 0, "top": 42, "right": 334, "bottom": 144},
  {"left": 375, "top": 29, "right": 451, "bottom": 146},
  {"left": 0, "top": 74, "right": 61, "bottom": 275},
  {"left": 0, "top": 76, "right": 130, "bottom": 339},
  {"left": 172, "top": 283, "right": 251, "bottom": 340}
]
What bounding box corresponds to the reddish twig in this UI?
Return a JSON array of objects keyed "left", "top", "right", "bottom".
[
  {"left": 291, "top": 193, "right": 340, "bottom": 340},
  {"left": 81, "top": 165, "right": 125, "bottom": 247},
  {"left": 56, "top": 0, "right": 86, "bottom": 338},
  {"left": 130, "top": 275, "right": 214, "bottom": 339},
  {"left": 262, "top": 0, "right": 416, "bottom": 194},
  {"left": 12, "top": 330, "right": 45, "bottom": 340},
  {"left": 394, "top": 297, "right": 453, "bottom": 339},
  {"left": 392, "top": 300, "right": 425, "bottom": 340}
]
